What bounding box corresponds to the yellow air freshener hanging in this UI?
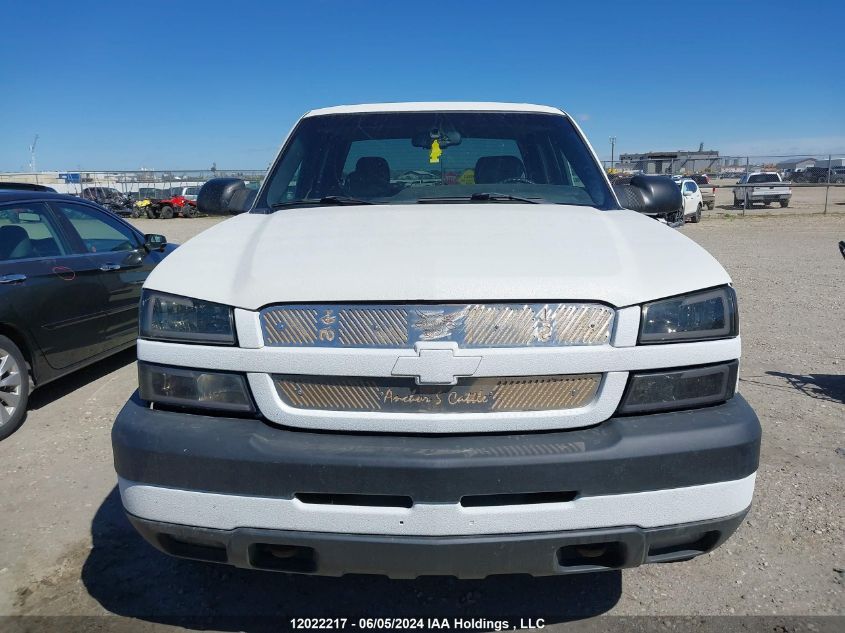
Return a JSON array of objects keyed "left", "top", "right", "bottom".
[{"left": 429, "top": 139, "right": 442, "bottom": 164}]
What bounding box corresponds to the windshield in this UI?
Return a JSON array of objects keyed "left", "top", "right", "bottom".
[{"left": 258, "top": 112, "right": 614, "bottom": 210}]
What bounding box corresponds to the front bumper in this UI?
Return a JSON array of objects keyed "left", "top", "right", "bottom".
[{"left": 113, "top": 393, "right": 760, "bottom": 577}]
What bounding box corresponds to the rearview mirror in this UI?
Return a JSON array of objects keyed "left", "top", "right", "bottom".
[
  {"left": 144, "top": 233, "right": 167, "bottom": 251},
  {"left": 197, "top": 178, "right": 256, "bottom": 215},
  {"left": 613, "top": 175, "right": 683, "bottom": 216}
]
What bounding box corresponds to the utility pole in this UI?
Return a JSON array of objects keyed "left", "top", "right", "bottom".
[
  {"left": 29, "top": 134, "right": 39, "bottom": 173},
  {"left": 609, "top": 137, "right": 617, "bottom": 169}
]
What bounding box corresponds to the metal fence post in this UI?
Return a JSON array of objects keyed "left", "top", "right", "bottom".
[
  {"left": 824, "top": 154, "right": 831, "bottom": 214},
  {"left": 743, "top": 156, "right": 749, "bottom": 216}
]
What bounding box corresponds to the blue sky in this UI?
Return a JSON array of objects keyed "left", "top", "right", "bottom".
[{"left": 1, "top": 0, "right": 843, "bottom": 171}]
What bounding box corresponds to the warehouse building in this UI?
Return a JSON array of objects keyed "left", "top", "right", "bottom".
[{"left": 619, "top": 146, "right": 720, "bottom": 174}]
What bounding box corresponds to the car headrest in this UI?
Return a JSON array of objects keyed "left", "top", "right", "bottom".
[
  {"left": 0, "top": 225, "right": 32, "bottom": 260},
  {"left": 354, "top": 157, "right": 389, "bottom": 182},
  {"left": 474, "top": 155, "right": 526, "bottom": 184},
  {"left": 347, "top": 157, "right": 391, "bottom": 197}
]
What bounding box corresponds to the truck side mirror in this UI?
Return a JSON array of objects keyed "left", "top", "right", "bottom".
[
  {"left": 197, "top": 178, "right": 256, "bottom": 215},
  {"left": 613, "top": 175, "right": 683, "bottom": 216}
]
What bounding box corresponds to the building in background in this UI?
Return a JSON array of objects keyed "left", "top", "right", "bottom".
[{"left": 619, "top": 145, "right": 720, "bottom": 174}]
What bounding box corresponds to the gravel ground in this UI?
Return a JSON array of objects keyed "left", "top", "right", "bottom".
[{"left": 0, "top": 214, "right": 842, "bottom": 630}]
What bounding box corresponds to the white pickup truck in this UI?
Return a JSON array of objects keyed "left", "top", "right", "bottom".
[
  {"left": 112, "top": 102, "right": 760, "bottom": 579},
  {"left": 733, "top": 172, "right": 792, "bottom": 208}
]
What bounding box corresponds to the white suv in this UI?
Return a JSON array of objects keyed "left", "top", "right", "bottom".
[
  {"left": 112, "top": 103, "right": 759, "bottom": 578},
  {"left": 676, "top": 177, "right": 704, "bottom": 223}
]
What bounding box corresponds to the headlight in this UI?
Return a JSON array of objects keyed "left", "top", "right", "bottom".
[
  {"left": 139, "top": 362, "right": 254, "bottom": 413},
  {"left": 618, "top": 361, "right": 738, "bottom": 414},
  {"left": 140, "top": 290, "right": 235, "bottom": 345},
  {"left": 640, "top": 286, "right": 737, "bottom": 344}
]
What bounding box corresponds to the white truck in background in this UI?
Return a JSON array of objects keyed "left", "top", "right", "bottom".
[{"left": 733, "top": 172, "right": 792, "bottom": 208}]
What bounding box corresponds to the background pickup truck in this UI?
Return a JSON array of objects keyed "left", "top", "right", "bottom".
[
  {"left": 733, "top": 172, "right": 791, "bottom": 208},
  {"left": 690, "top": 174, "right": 716, "bottom": 210}
]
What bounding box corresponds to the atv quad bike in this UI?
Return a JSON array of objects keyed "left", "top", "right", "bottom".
[{"left": 133, "top": 194, "right": 198, "bottom": 219}]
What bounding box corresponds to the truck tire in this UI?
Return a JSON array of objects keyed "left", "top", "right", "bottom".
[
  {"left": 0, "top": 335, "right": 30, "bottom": 441},
  {"left": 707, "top": 202, "right": 714, "bottom": 210},
  {"left": 780, "top": 201, "right": 789, "bottom": 208},
  {"left": 159, "top": 205, "right": 174, "bottom": 220},
  {"left": 817, "top": 176, "right": 827, "bottom": 183}
]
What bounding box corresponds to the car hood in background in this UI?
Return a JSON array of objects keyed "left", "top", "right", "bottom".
[{"left": 143, "top": 204, "right": 731, "bottom": 309}]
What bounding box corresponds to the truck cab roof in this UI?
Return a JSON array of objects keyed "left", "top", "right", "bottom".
[{"left": 305, "top": 102, "right": 567, "bottom": 117}]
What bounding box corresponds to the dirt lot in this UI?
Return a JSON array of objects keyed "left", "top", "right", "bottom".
[{"left": 0, "top": 214, "right": 842, "bottom": 630}]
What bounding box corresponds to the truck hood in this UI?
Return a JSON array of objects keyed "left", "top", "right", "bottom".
[{"left": 144, "top": 204, "right": 731, "bottom": 309}]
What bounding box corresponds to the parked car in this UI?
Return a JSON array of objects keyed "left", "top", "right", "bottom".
[
  {"left": 733, "top": 172, "right": 791, "bottom": 207},
  {"left": 170, "top": 186, "right": 202, "bottom": 201},
  {"left": 0, "top": 183, "right": 56, "bottom": 192},
  {"left": 689, "top": 174, "right": 716, "bottom": 210},
  {"left": 676, "top": 178, "right": 704, "bottom": 222},
  {"left": 799, "top": 166, "right": 845, "bottom": 183},
  {"left": 0, "top": 190, "right": 174, "bottom": 439},
  {"left": 113, "top": 102, "right": 758, "bottom": 579}
]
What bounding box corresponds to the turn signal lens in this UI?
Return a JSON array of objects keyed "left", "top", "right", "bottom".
[
  {"left": 138, "top": 362, "right": 254, "bottom": 413},
  {"left": 619, "top": 361, "right": 738, "bottom": 414}
]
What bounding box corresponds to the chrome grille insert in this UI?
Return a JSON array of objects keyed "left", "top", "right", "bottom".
[
  {"left": 274, "top": 374, "right": 601, "bottom": 413},
  {"left": 261, "top": 303, "right": 613, "bottom": 348}
]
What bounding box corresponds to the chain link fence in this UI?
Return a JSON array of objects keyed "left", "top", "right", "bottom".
[{"left": 602, "top": 153, "right": 845, "bottom": 215}]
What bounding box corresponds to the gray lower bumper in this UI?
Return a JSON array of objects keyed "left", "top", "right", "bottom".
[
  {"left": 112, "top": 394, "right": 761, "bottom": 503},
  {"left": 128, "top": 509, "right": 749, "bottom": 579}
]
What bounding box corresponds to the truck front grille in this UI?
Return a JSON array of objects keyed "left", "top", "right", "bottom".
[
  {"left": 261, "top": 303, "right": 614, "bottom": 348},
  {"left": 273, "top": 374, "right": 601, "bottom": 413}
]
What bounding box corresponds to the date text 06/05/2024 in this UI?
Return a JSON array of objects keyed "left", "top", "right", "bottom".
[{"left": 289, "top": 617, "right": 546, "bottom": 630}]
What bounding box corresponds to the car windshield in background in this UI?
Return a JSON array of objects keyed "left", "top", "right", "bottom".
[
  {"left": 749, "top": 174, "right": 780, "bottom": 183},
  {"left": 258, "top": 112, "right": 613, "bottom": 210}
]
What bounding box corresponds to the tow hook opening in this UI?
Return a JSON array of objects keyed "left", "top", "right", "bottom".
[
  {"left": 557, "top": 541, "right": 627, "bottom": 569},
  {"left": 249, "top": 543, "right": 318, "bottom": 573}
]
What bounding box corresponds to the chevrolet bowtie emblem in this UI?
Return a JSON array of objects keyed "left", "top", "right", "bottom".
[{"left": 391, "top": 343, "right": 482, "bottom": 386}]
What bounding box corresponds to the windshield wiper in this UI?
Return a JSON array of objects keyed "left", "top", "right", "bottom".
[
  {"left": 416, "top": 193, "right": 541, "bottom": 204},
  {"left": 270, "top": 195, "right": 374, "bottom": 209}
]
